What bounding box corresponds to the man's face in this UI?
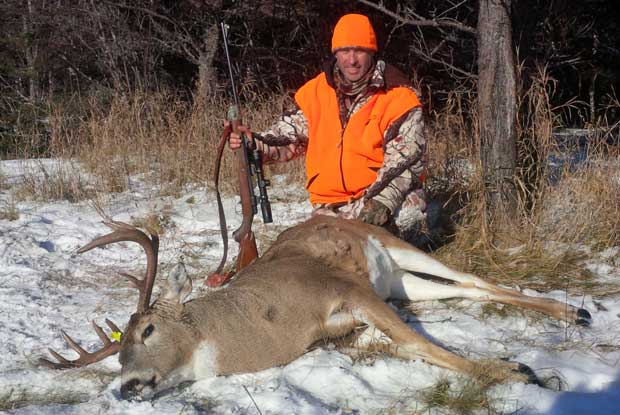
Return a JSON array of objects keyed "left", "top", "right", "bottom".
[{"left": 334, "top": 47, "right": 375, "bottom": 82}]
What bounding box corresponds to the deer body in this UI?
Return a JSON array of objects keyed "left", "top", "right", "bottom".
[
  {"left": 120, "top": 244, "right": 373, "bottom": 395},
  {"left": 41, "top": 215, "right": 592, "bottom": 400}
]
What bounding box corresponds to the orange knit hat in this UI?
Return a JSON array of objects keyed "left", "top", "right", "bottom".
[{"left": 331, "top": 14, "right": 377, "bottom": 53}]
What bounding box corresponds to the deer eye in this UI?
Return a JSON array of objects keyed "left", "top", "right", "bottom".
[{"left": 142, "top": 324, "right": 154, "bottom": 340}]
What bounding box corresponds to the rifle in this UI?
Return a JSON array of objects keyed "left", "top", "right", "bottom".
[{"left": 207, "top": 22, "right": 272, "bottom": 287}]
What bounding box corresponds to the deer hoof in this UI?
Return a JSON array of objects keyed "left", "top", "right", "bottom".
[
  {"left": 516, "top": 363, "right": 543, "bottom": 387},
  {"left": 575, "top": 308, "right": 592, "bottom": 327}
]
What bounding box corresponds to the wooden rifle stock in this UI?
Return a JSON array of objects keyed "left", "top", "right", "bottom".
[
  {"left": 236, "top": 231, "right": 258, "bottom": 270},
  {"left": 229, "top": 111, "right": 259, "bottom": 270}
]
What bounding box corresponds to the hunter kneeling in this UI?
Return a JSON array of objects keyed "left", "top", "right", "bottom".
[{"left": 228, "top": 13, "right": 427, "bottom": 242}]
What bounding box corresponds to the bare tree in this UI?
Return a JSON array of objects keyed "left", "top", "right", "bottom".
[
  {"left": 359, "top": 0, "right": 518, "bottom": 221},
  {"left": 477, "top": 0, "right": 518, "bottom": 218},
  {"left": 359, "top": 0, "right": 477, "bottom": 80}
]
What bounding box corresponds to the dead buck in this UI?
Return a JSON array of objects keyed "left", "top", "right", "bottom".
[{"left": 40, "top": 215, "right": 592, "bottom": 400}]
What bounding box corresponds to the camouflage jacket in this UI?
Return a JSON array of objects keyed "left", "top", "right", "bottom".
[{"left": 253, "top": 60, "right": 427, "bottom": 229}]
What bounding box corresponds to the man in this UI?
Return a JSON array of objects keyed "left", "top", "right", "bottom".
[{"left": 229, "top": 13, "right": 427, "bottom": 240}]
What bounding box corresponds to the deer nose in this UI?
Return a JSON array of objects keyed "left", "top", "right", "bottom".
[
  {"left": 120, "top": 378, "right": 142, "bottom": 400},
  {"left": 120, "top": 375, "right": 157, "bottom": 400}
]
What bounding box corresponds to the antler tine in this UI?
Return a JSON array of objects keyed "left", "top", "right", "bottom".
[
  {"left": 38, "top": 322, "right": 121, "bottom": 370},
  {"left": 92, "top": 320, "right": 113, "bottom": 346},
  {"left": 118, "top": 272, "right": 141, "bottom": 289},
  {"left": 105, "top": 318, "right": 121, "bottom": 333},
  {"left": 77, "top": 220, "right": 159, "bottom": 313}
]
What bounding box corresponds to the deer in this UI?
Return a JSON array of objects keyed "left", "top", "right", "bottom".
[{"left": 39, "top": 215, "right": 592, "bottom": 400}]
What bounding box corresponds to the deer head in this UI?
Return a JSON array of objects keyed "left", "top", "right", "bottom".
[{"left": 39, "top": 222, "right": 201, "bottom": 400}]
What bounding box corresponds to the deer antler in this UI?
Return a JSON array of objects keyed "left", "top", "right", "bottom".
[
  {"left": 39, "top": 319, "right": 122, "bottom": 369},
  {"left": 77, "top": 221, "right": 160, "bottom": 313},
  {"left": 41, "top": 222, "right": 160, "bottom": 369}
]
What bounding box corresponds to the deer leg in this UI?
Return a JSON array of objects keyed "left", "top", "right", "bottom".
[
  {"left": 321, "top": 311, "right": 358, "bottom": 338},
  {"left": 390, "top": 271, "right": 591, "bottom": 326},
  {"left": 382, "top": 244, "right": 590, "bottom": 326},
  {"left": 345, "top": 289, "right": 538, "bottom": 383},
  {"left": 386, "top": 244, "right": 501, "bottom": 287},
  {"left": 346, "top": 289, "right": 477, "bottom": 374},
  {"left": 383, "top": 243, "right": 543, "bottom": 301},
  {"left": 346, "top": 330, "right": 539, "bottom": 386}
]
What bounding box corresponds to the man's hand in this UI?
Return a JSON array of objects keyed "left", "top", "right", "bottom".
[
  {"left": 358, "top": 199, "right": 391, "bottom": 226},
  {"left": 225, "top": 120, "right": 252, "bottom": 150}
]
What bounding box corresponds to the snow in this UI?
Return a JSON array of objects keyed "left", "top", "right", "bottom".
[{"left": 1, "top": 159, "right": 619, "bottom": 414}]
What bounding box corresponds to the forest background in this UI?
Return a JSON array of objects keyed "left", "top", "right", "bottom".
[{"left": 2, "top": 0, "right": 618, "bottom": 153}]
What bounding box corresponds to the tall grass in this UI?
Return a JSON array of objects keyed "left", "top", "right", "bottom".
[
  {"left": 15, "top": 160, "right": 95, "bottom": 203},
  {"left": 0, "top": 168, "right": 6, "bottom": 190},
  {"left": 11, "top": 88, "right": 303, "bottom": 202},
  {"left": 0, "top": 198, "right": 19, "bottom": 221},
  {"left": 5, "top": 71, "right": 619, "bottom": 292},
  {"left": 427, "top": 66, "right": 619, "bottom": 293}
]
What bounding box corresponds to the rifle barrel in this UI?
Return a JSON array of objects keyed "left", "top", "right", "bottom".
[
  {"left": 221, "top": 21, "right": 272, "bottom": 226},
  {"left": 220, "top": 22, "right": 240, "bottom": 109}
]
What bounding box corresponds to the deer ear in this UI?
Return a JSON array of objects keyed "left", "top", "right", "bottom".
[{"left": 160, "top": 262, "right": 193, "bottom": 304}]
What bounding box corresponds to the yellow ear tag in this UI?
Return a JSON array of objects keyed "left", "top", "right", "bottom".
[{"left": 111, "top": 331, "right": 122, "bottom": 342}]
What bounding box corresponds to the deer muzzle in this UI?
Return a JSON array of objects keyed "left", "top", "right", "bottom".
[{"left": 120, "top": 373, "right": 159, "bottom": 400}]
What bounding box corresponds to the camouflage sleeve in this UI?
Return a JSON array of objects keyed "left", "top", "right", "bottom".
[
  {"left": 365, "top": 107, "right": 426, "bottom": 212},
  {"left": 252, "top": 106, "right": 309, "bottom": 164}
]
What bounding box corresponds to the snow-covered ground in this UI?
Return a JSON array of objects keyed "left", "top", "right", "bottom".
[{"left": 1, "top": 159, "right": 619, "bottom": 414}]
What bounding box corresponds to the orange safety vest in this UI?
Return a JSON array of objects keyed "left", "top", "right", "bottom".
[{"left": 295, "top": 72, "right": 421, "bottom": 205}]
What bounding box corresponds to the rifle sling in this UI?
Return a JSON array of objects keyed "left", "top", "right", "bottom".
[{"left": 212, "top": 124, "right": 232, "bottom": 275}]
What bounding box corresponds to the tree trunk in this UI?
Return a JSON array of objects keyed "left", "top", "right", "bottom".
[
  {"left": 197, "top": 22, "right": 220, "bottom": 102},
  {"left": 24, "top": 0, "right": 39, "bottom": 102},
  {"left": 477, "top": 0, "right": 518, "bottom": 221},
  {"left": 589, "top": 72, "right": 598, "bottom": 124}
]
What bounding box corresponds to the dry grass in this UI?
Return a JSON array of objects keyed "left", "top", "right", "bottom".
[
  {"left": 416, "top": 361, "right": 515, "bottom": 415},
  {"left": 0, "top": 389, "right": 88, "bottom": 412},
  {"left": 0, "top": 168, "right": 19, "bottom": 220},
  {"left": 9, "top": 88, "right": 304, "bottom": 203},
  {"left": 538, "top": 156, "right": 620, "bottom": 249},
  {"left": 0, "top": 368, "right": 114, "bottom": 411},
  {"left": 14, "top": 160, "right": 95, "bottom": 203},
  {"left": 418, "top": 378, "right": 492, "bottom": 415},
  {"left": 426, "top": 66, "right": 620, "bottom": 296},
  {"left": 425, "top": 85, "right": 479, "bottom": 197},
  {"left": 432, "top": 146, "right": 618, "bottom": 296},
  {"left": 0, "top": 168, "right": 7, "bottom": 190},
  {"left": 52, "top": 89, "right": 302, "bottom": 196},
  {"left": 130, "top": 209, "right": 176, "bottom": 237},
  {"left": 7, "top": 72, "right": 619, "bottom": 295},
  {"left": 0, "top": 198, "right": 19, "bottom": 221}
]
